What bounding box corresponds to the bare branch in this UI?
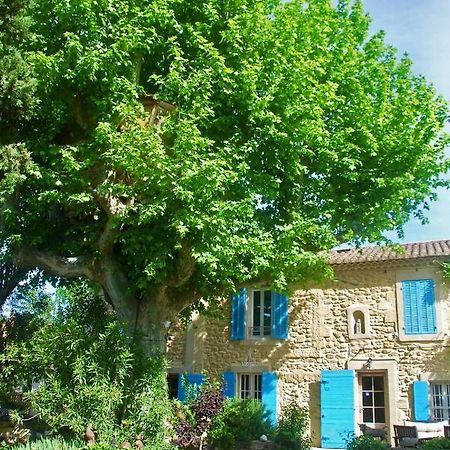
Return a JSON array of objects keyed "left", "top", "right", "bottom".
[{"left": 12, "top": 247, "right": 93, "bottom": 279}]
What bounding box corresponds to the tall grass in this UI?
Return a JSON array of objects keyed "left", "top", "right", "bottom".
[{"left": 11, "top": 436, "right": 83, "bottom": 450}]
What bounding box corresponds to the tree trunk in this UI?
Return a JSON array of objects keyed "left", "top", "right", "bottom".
[{"left": 125, "top": 289, "right": 175, "bottom": 356}]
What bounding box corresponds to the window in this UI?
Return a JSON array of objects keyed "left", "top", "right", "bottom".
[
  {"left": 360, "top": 375, "right": 386, "bottom": 424},
  {"left": 402, "top": 279, "right": 436, "bottom": 334},
  {"left": 396, "top": 271, "right": 443, "bottom": 342},
  {"left": 239, "top": 373, "right": 262, "bottom": 400},
  {"left": 167, "top": 373, "right": 179, "bottom": 400},
  {"left": 230, "top": 288, "right": 288, "bottom": 340},
  {"left": 431, "top": 383, "right": 450, "bottom": 420},
  {"left": 250, "top": 290, "right": 272, "bottom": 337}
]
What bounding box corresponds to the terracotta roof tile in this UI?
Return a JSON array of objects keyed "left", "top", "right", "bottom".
[{"left": 330, "top": 239, "right": 450, "bottom": 266}]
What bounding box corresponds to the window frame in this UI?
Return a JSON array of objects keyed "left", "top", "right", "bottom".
[
  {"left": 359, "top": 373, "right": 386, "bottom": 425},
  {"left": 395, "top": 269, "right": 444, "bottom": 342},
  {"left": 238, "top": 372, "right": 262, "bottom": 400},
  {"left": 247, "top": 288, "right": 273, "bottom": 340},
  {"left": 430, "top": 382, "right": 450, "bottom": 421}
]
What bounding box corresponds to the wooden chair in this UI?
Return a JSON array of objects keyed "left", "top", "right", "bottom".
[
  {"left": 393, "top": 425, "right": 419, "bottom": 448},
  {"left": 444, "top": 425, "right": 450, "bottom": 438}
]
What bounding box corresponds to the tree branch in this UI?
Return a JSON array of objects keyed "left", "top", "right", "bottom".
[
  {"left": 166, "top": 242, "right": 196, "bottom": 288},
  {"left": 0, "top": 262, "right": 29, "bottom": 308},
  {"left": 12, "top": 247, "right": 93, "bottom": 279}
]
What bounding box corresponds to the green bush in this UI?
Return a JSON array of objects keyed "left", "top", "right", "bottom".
[
  {"left": 0, "top": 282, "right": 171, "bottom": 446},
  {"left": 418, "top": 437, "right": 450, "bottom": 450},
  {"left": 346, "top": 435, "right": 389, "bottom": 450},
  {"left": 274, "top": 403, "right": 310, "bottom": 450},
  {"left": 208, "top": 398, "right": 273, "bottom": 450}
]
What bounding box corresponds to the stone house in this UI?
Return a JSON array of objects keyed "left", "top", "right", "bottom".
[{"left": 167, "top": 240, "right": 450, "bottom": 448}]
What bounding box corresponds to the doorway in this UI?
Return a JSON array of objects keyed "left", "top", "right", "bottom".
[{"left": 359, "top": 373, "right": 387, "bottom": 427}]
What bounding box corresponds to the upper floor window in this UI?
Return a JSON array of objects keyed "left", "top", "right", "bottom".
[
  {"left": 402, "top": 279, "right": 436, "bottom": 335},
  {"left": 230, "top": 288, "right": 288, "bottom": 340},
  {"left": 396, "top": 270, "right": 444, "bottom": 342},
  {"left": 250, "top": 290, "right": 272, "bottom": 337}
]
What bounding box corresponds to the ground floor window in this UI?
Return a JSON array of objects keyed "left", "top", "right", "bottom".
[
  {"left": 360, "top": 374, "right": 385, "bottom": 424},
  {"left": 239, "top": 373, "right": 262, "bottom": 400},
  {"left": 431, "top": 383, "right": 450, "bottom": 420},
  {"left": 167, "top": 373, "right": 179, "bottom": 399}
]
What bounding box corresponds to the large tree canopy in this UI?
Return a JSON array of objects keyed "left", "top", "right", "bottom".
[{"left": 1, "top": 0, "right": 448, "bottom": 351}]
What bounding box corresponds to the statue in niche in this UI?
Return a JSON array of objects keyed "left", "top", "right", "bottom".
[
  {"left": 355, "top": 318, "right": 362, "bottom": 334},
  {"left": 353, "top": 310, "right": 366, "bottom": 335}
]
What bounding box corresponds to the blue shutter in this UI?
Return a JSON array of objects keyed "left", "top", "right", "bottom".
[
  {"left": 413, "top": 380, "right": 430, "bottom": 421},
  {"left": 321, "top": 370, "right": 355, "bottom": 449},
  {"left": 231, "top": 288, "right": 247, "bottom": 340},
  {"left": 222, "top": 371, "right": 236, "bottom": 398},
  {"left": 262, "top": 371, "right": 277, "bottom": 426},
  {"left": 272, "top": 292, "right": 288, "bottom": 339},
  {"left": 177, "top": 373, "right": 205, "bottom": 403},
  {"left": 403, "top": 279, "right": 436, "bottom": 334}
]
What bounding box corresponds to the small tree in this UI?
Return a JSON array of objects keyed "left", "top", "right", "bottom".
[
  {"left": 0, "top": 281, "right": 170, "bottom": 444},
  {"left": 0, "top": 0, "right": 448, "bottom": 353}
]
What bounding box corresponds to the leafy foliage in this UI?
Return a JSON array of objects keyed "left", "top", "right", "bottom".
[
  {"left": 9, "top": 436, "right": 82, "bottom": 450},
  {"left": 346, "top": 435, "right": 389, "bottom": 450},
  {"left": 173, "top": 381, "right": 224, "bottom": 448},
  {"left": 274, "top": 403, "right": 310, "bottom": 450},
  {"left": 0, "top": 282, "right": 170, "bottom": 445},
  {"left": 441, "top": 262, "right": 450, "bottom": 283},
  {"left": 208, "top": 398, "right": 273, "bottom": 450},
  {"left": 0, "top": 0, "right": 448, "bottom": 350},
  {"left": 0, "top": 0, "right": 36, "bottom": 141},
  {"left": 418, "top": 437, "right": 450, "bottom": 450}
]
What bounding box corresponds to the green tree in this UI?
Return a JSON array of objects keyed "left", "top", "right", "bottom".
[
  {"left": 1, "top": 0, "right": 448, "bottom": 352},
  {"left": 0, "top": 282, "right": 169, "bottom": 444}
]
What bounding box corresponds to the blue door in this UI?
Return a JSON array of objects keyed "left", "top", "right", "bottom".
[{"left": 321, "top": 370, "right": 356, "bottom": 448}]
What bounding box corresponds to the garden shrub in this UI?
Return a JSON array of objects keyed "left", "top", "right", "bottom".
[
  {"left": 274, "top": 403, "right": 310, "bottom": 450},
  {"left": 346, "top": 435, "right": 389, "bottom": 450},
  {"left": 173, "top": 380, "right": 224, "bottom": 448},
  {"left": 418, "top": 437, "right": 450, "bottom": 450},
  {"left": 208, "top": 398, "right": 273, "bottom": 450},
  {"left": 0, "top": 282, "right": 171, "bottom": 446}
]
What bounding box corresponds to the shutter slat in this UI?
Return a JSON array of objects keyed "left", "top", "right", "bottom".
[
  {"left": 272, "top": 292, "right": 288, "bottom": 339},
  {"left": 403, "top": 279, "right": 436, "bottom": 335},
  {"left": 223, "top": 371, "right": 235, "bottom": 398},
  {"left": 413, "top": 380, "right": 430, "bottom": 421},
  {"left": 231, "top": 288, "right": 247, "bottom": 340},
  {"left": 262, "top": 371, "right": 277, "bottom": 426},
  {"left": 321, "top": 370, "right": 355, "bottom": 449}
]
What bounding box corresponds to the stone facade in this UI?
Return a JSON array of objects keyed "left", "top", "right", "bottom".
[{"left": 167, "top": 257, "right": 450, "bottom": 447}]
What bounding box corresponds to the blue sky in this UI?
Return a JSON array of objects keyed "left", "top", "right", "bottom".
[{"left": 362, "top": 0, "right": 450, "bottom": 243}]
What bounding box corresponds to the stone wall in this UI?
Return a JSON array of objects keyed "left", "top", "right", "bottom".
[{"left": 167, "top": 260, "right": 450, "bottom": 447}]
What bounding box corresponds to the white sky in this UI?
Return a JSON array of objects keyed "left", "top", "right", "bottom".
[{"left": 362, "top": 0, "right": 450, "bottom": 243}]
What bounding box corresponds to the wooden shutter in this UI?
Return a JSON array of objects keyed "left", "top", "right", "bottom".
[
  {"left": 272, "top": 292, "right": 288, "bottom": 339},
  {"left": 177, "top": 373, "right": 205, "bottom": 403},
  {"left": 231, "top": 288, "right": 247, "bottom": 340},
  {"left": 321, "top": 370, "right": 355, "bottom": 449},
  {"left": 262, "top": 371, "right": 277, "bottom": 425},
  {"left": 413, "top": 380, "right": 430, "bottom": 421},
  {"left": 222, "top": 371, "right": 236, "bottom": 398},
  {"left": 403, "top": 279, "right": 436, "bottom": 334}
]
